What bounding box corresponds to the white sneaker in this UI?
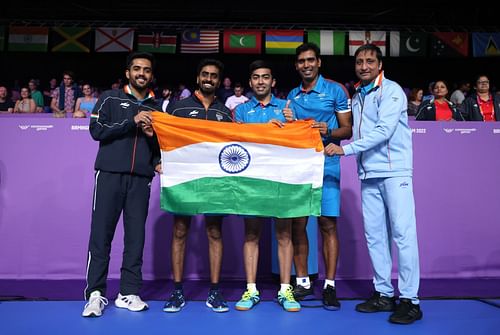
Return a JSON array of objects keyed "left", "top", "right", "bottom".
[
  {"left": 115, "top": 293, "right": 149, "bottom": 312},
  {"left": 82, "top": 291, "right": 108, "bottom": 317}
]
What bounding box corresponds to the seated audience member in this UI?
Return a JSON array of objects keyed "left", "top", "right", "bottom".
[
  {"left": 14, "top": 86, "right": 37, "bottom": 113},
  {"left": 463, "top": 75, "right": 499, "bottom": 122},
  {"left": 407, "top": 87, "right": 423, "bottom": 117},
  {"left": 28, "top": 79, "right": 45, "bottom": 112},
  {"left": 74, "top": 83, "right": 98, "bottom": 118},
  {"left": 51, "top": 70, "right": 82, "bottom": 117},
  {"left": 450, "top": 80, "right": 471, "bottom": 107},
  {"left": 217, "top": 76, "right": 233, "bottom": 103},
  {"left": 159, "top": 86, "right": 172, "bottom": 112},
  {"left": 416, "top": 80, "right": 465, "bottom": 121},
  {"left": 0, "top": 86, "right": 15, "bottom": 112},
  {"left": 225, "top": 83, "right": 249, "bottom": 112}
]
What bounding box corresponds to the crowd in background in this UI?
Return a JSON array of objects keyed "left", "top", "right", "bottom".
[{"left": 1, "top": 71, "right": 499, "bottom": 121}]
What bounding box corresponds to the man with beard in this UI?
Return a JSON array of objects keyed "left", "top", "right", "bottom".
[
  {"left": 163, "top": 58, "right": 233, "bottom": 313},
  {"left": 82, "top": 52, "right": 161, "bottom": 317}
]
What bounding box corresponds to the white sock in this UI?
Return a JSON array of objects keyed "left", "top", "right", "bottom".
[
  {"left": 280, "top": 283, "right": 292, "bottom": 293},
  {"left": 246, "top": 283, "right": 257, "bottom": 293},
  {"left": 296, "top": 276, "right": 311, "bottom": 289},
  {"left": 324, "top": 279, "right": 335, "bottom": 289}
]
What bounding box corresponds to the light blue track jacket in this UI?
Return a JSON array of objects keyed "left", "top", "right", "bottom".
[{"left": 342, "top": 72, "right": 413, "bottom": 180}]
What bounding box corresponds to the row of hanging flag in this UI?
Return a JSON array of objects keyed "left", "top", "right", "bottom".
[{"left": 1, "top": 26, "right": 499, "bottom": 57}]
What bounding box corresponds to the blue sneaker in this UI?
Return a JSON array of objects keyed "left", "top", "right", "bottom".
[
  {"left": 163, "top": 289, "right": 185, "bottom": 313},
  {"left": 278, "top": 287, "right": 301, "bottom": 312},
  {"left": 206, "top": 289, "right": 229, "bottom": 313},
  {"left": 235, "top": 290, "right": 260, "bottom": 311}
]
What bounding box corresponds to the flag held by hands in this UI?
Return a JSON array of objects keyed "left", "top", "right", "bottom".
[{"left": 152, "top": 112, "right": 324, "bottom": 218}]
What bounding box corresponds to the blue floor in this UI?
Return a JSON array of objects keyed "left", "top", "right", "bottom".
[{"left": 1, "top": 299, "right": 499, "bottom": 335}]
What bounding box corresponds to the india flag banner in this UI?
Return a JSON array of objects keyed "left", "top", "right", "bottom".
[{"left": 152, "top": 112, "right": 324, "bottom": 218}]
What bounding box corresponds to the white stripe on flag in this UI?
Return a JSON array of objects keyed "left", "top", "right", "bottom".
[
  {"left": 390, "top": 31, "right": 400, "bottom": 57},
  {"left": 320, "top": 31, "right": 334, "bottom": 55},
  {"left": 160, "top": 141, "right": 324, "bottom": 188},
  {"left": 9, "top": 34, "right": 48, "bottom": 44}
]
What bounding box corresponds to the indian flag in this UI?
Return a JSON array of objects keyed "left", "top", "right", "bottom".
[
  {"left": 8, "top": 26, "right": 49, "bottom": 52},
  {"left": 152, "top": 112, "right": 324, "bottom": 218}
]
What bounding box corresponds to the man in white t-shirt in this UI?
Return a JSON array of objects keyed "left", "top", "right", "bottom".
[
  {"left": 450, "top": 80, "right": 471, "bottom": 106},
  {"left": 225, "top": 83, "right": 249, "bottom": 112}
]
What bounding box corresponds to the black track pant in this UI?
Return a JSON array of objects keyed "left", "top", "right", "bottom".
[{"left": 84, "top": 170, "right": 152, "bottom": 300}]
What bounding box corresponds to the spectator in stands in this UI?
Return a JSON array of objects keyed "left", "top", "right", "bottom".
[
  {"left": 159, "top": 86, "right": 172, "bottom": 112},
  {"left": 177, "top": 82, "right": 191, "bottom": 100},
  {"left": 14, "top": 86, "right": 37, "bottom": 113},
  {"left": 0, "top": 86, "right": 15, "bottom": 113},
  {"left": 74, "top": 83, "right": 98, "bottom": 118},
  {"left": 217, "top": 76, "right": 233, "bottom": 103},
  {"left": 421, "top": 81, "right": 435, "bottom": 102},
  {"left": 28, "top": 79, "right": 44, "bottom": 113},
  {"left": 463, "top": 75, "right": 499, "bottom": 121},
  {"left": 51, "top": 70, "right": 82, "bottom": 117},
  {"left": 225, "top": 82, "right": 249, "bottom": 113},
  {"left": 416, "top": 80, "right": 465, "bottom": 121},
  {"left": 450, "top": 80, "right": 471, "bottom": 107},
  {"left": 407, "top": 88, "right": 423, "bottom": 117},
  {"left": 43, "top": 78, "right": 58, "bottom": 111}
]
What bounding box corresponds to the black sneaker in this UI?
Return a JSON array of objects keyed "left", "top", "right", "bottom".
[
  {"left": 163, "top": 289, "right": 185, "bottom": 313},
  {"left": 206, "top": 289, "right": 229, "bottom": 313},
  {"left": 355, "top": 291, "right": 395, "bottom": 313},
  {"left": 293, "top": 284, "right": 314, "bottom": 301},
  {"left": 322, "top": 285, "right": 340, "bottom": 311},
  {"left": 389, "top": 298, "right": 423, "bottom": 324}
]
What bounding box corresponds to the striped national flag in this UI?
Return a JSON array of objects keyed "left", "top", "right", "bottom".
[
  {"left": 265, "top": 30, "right": 304, "bottom": 54},
  {"left": 307, "top": 30, "right": 345, "bottom": 55},
  {"left": 181, "top": 30, "right": 219, "bottom": 54},
  {"left": 152, "top": 112, "right": 324, "bottom": 218},
  {"left": 8, "top": 26, "right": 49, "bottom": 52},
  {"left": 349, "top": 31, "right": 387, "bottom": 56},
  {"left": 137, "top": 31, "right": 177, "bottom": 54}
]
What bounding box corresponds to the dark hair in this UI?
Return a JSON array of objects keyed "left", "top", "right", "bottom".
[
  {"left": 197, "top": 58, "right": 224, "bottom": 77},
  {"left": 408, "top": 87, "right": 423, "bottom": 102},
  {"left": 295, "top": 42, "right": 320, "bottom": 60},
  {"left": 126, "top": 51, "right": 156, "bottom": 72},
  {"left": 63, "top": 70, "right": 75, "bottom": 79},
  {"left": 354, "top": 44, "right": 383, "bottom": 62},
  {"left": 249, "top": 60, "right": 273, "bottom": 77}
]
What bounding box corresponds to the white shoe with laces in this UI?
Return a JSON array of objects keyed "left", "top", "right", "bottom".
[
  {"left": 115, "top": 293, "right": 149, "bottom": 312},
  {"left": 82, "top": 291, "right": 108, "bottom": 317}
]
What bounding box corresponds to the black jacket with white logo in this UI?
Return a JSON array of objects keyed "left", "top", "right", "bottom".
[
  {"left": 166, "top": 93, "right": 233, "bottom": 122},
  {"left": 90, "top": 87, "right": 160, "bottom": 177}
]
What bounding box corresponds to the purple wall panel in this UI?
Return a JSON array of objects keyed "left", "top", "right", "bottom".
[{"left": 0, "top": 115, "right": 499, "bottom": 281}]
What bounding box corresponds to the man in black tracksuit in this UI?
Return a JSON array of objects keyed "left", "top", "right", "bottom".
[{"left": 82, "top": 52, "right": 160, "bottom": 317}]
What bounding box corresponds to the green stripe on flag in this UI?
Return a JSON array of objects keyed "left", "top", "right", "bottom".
[
  {"left": 137, "top": 45, "right": 176, "bottom": 53},
  {"left": 308, "top": 30, "right": 345, "bottom": 55},
  {"left": 161, "top": 176, "right": 322, "bottom": 218}
]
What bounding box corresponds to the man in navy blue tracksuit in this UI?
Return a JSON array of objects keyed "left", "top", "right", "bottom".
[{"left": 82, "top": 52, "right": 160, "bottom": 317}]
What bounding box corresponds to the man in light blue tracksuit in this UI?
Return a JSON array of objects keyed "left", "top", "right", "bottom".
[{"left": 324, "top": 44, "right": 422, "bottom": 325}]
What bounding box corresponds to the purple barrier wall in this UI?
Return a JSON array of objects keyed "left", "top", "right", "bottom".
[{"left": 0, "top": 116, "right": 499, "bottom": 282}]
